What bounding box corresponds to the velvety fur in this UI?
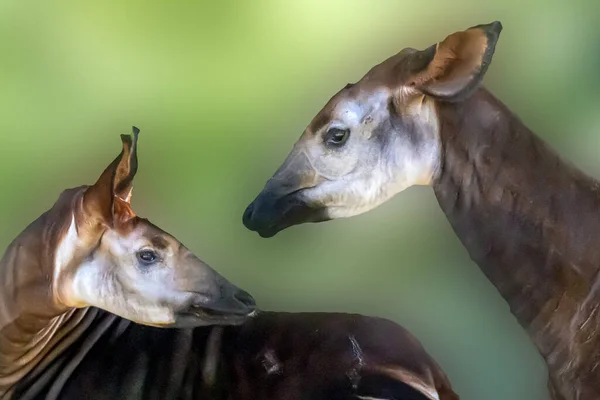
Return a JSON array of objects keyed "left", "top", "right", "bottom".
[
  {"left": 433, "top": 88, "right": 600, "bottom": 400},
  {"left": 12, "top": 310, "right": 457, "bottom": 400},
  {"left": 242, "top": 21, "right": 600, "bottom": 399},
  {"left": 0, "top": 129, "right": 256, "bottom": 398}
]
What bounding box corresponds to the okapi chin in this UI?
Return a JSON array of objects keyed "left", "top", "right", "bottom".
[{"left": 243, "top": 21, "right": 600, "bottom": 400}]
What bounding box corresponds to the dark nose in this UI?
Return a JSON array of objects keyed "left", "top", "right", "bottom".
[
  {"left": 242, "top": 192, "right": 278, "bottom": 232},
  {"left": 205, "top": 285, "right": 256, "bottom": 316},
  {"left": 242, "top": 201, "right": 256, "bottom": 230},
  {"left": 233, "top": 288, "right": 256, "bottom": 309}
]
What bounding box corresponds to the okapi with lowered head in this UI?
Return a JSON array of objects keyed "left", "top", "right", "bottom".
[
  {"left": 243, "top": 21, "right": 600, "bottom": 399},
  {"left": 0, "top": 128, "right": 256, "bottom": 398},
  {"left": 12, "top": 309, "right": 458, "bottom": 400},
  {"left": 1, "top": 128, "right": 458, "bottom": 400}
]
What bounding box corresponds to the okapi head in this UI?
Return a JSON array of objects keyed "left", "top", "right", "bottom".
[
  {"left": 243, "top": 22, "right": 502, "bottom": 237},
  {"left": 53, "top": 128, "right": 256, "bottom": 327}
]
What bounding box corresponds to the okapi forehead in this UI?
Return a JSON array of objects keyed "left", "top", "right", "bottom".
[
  {"left": 306, "top": 47, "right": 423, "bottom": 135},
  {"left": 307, "top": 87, "right": 392, "bottom": 134},
  {"left": 150, "top": 235, "right": 169, "bottom": 250},
  {"left": 103, "top": 224, "right": 174, "bottom": 256},
  {"left": 113, "top": 217, "right": 172, "bottom": 246},
  {"left": 361, "top": 47, "right": 421, "bottom": 85}
]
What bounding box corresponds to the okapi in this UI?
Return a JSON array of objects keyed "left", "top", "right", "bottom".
[
  {"left": 1, "top": 128, "right": 457, "bottom": 399},
  {"left": 0, "top": 128, "right": 255, "bottom": 398},
  {"left": 243, "top": 21, "right": 600, "bottom": 399},
  {"left": 12, "top": 310, "right": 458, "bottom": 400}
]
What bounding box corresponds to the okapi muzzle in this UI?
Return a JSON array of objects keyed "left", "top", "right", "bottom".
[{"left": 243, "top": 147, "right": 329, "bottom": 237}]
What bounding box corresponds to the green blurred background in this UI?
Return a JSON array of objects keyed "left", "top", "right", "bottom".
[{"left": 1, "top": 1, "right": 599, "bottom": 398}]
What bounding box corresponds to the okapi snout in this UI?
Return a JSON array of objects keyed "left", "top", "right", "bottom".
[
  {"left": 175, "top": 272, "right": 257, "bottom": 327},
  {"left": 243, "top": 190, "right": 329, "bottom": 238},
  {"left": 243, "top": 149, "right": 329, "bottom": 237},
  {"left": 207, "top": 281, "right": 256, "bottom": 317}
]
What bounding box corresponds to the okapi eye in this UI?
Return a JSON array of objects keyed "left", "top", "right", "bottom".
[
  {"left": 137, "top": 250, "right": 158, "bottom": 265},
  {"left": 325, "top": 128, "right": 350, "bottom": 146}
]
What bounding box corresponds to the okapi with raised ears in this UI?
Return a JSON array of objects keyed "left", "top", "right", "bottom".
[
  {"left": 243, "top": 21, "right": 600, "bottom": 399},
  {"left": 0, "top": 128, "right": 255, "bottom": 398},
  {"left": 12, "top": 310, "right": 458, "bottom": 400}
]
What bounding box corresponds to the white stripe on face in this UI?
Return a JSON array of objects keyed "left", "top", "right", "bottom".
[{"left": 298, "top": 94, "right": 440, "bottom": 220}]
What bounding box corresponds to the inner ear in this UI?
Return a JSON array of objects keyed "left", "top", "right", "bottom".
[
  {"left": 114, "top": 126, "right": 140, "bottom": 202},
  {"left": 113, "top": 197, "right": 136, "bottom": 226},
  {"left": 83, "top": 126, "right": 141, "bottom": 227},
  {"left": 405, "top": 21, "right": 502, "bottom": 101}
]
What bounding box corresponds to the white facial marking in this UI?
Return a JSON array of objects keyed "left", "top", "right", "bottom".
[
  {"left": 70, "top": 229, "right": 192, "bottom": 325},
  {"left": 60, "top": 226, "right": 201, "bottom": 326},
  {"left": 70, "top": 258, "right": 177, "bottom": 325},
  {"left": 300, "top": 90, "right": 441, "bottom": 219},
  {"left": 332, "top": 98, "right": 361, "bottom": 126},
  {"left": 334, "top": 89, "right": 390, "bottom": 129}
]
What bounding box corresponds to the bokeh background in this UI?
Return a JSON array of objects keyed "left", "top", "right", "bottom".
[{"left": 1, "top": 1, "right": 599, "bottom": 398}]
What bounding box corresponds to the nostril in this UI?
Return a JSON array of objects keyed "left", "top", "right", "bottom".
[{"left": 234, "top": 289, "right": 256, "bottom": 309}]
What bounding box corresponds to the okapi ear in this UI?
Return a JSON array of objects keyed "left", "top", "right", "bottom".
[
  {"left": 83, "top": 126, "right": 140, "bottom": 226},
  {"left": 405, "top": 21, "right": 502, "bottom": 101},
  {"left": 113, "top": 197, "right": 136, "bottom": 225},
  {"left": 114, "top": 126, "right": 139, "bottom": 203}
]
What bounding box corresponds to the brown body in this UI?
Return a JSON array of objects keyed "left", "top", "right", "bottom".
[
  {"left": 243, "top": 22, "right": 600, "bottom": 399},
  {"left": 433, "top": 89, "right": 600, "bottom": 399},
  {"left": 0, "top": 128, "right": 255, "bottom": 398},
  {"left": 13, "top": 309, "right": 458, "bottom": 400}
]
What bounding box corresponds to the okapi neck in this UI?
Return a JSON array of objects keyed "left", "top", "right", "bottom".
[
  {"left": 0, "top": 188, "right": 86, "bottom": 396},
  {"left": 432, "top": 88, "right": 600, "bottom": 351}
]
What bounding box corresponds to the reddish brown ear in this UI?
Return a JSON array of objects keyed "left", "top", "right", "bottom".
[
  {"left": 113, "top": 197, "right": 136, "bottom": 225},
  {"left": 114, "top": 126, "right": 139, "bottom": 203},
  {"left": 83, "top": 126, "right": 141, "bottom": 226},
  {"left": 406, "top": 21, "right": 502, "bottom": 101}
]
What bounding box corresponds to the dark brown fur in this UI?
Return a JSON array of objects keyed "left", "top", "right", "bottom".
[
  {"left": 242, "top": 21, "right": 599, "bottom": 399},
  {"left": 433, "top": 88, "right": 600, "bottom": 399},
  {"left": 13, "top": 310, "right": 458, "bottom": 400},
  {"left": 0, "top": 187, "right": 85, "bottom": 397}
]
